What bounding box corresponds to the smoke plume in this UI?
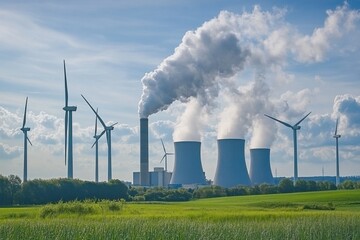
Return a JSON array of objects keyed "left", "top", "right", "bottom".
[
  {"left": 217, "top": 76, "right": 276, "bottom": 148},
  {"left": 172, "top": 98, "right": 205, "bottom": 142},
  {"left": 138, "top": 4, "right": 359, "bottom": 143},
  {"left": 138, "top": 11, "right": 251, "bottom": 118}
]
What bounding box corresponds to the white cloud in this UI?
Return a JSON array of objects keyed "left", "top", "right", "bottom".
[{"left": 293, "top": 4, "right": 360, "bottom": 62}]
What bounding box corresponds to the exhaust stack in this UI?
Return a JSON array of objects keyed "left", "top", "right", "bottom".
[{"left": 140, "top": 118, "right": 149, "bottom": 186}]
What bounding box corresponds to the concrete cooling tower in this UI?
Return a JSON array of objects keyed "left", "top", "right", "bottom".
[
  {"left": 249, "top": 148, "right": 274, "bottom": 185},
  {"left": 213, "top": 139, "right": 251, "bottom": 188},
  {"left": 170, "top": 141, "right": 206, "bottom": 185}
]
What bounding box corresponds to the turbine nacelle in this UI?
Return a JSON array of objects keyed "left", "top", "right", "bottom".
[
  {"left": 20, "top": 127, "right": 31, "bottom": 132},
  {"left": 333, "top": 134, "right": 341, "bottom": 138},
  {"left": 63, "top": 106, "right": 77, "bottom": 111},
  {"left": 106, "top": 126, "right": 115, "bottom": 131},
  {"left": 294, "top": 126, "right": 301, "bottom": 130}
]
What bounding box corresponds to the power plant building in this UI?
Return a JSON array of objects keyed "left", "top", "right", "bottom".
[
  {"left": 249, "top": 148, "right": 274, "bottom": 185},
  {"left": 133, "top": 167, "right": 172, "bottom": 187},
  {"left": 213, "top": 139, "right": 251, "bottom": 188},
  {"left": 170, "top": 141, "right": 206, "bottom": 185}
]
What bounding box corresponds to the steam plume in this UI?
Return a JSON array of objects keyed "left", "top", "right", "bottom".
[{"left": 138, "top": 11, "right": 250, "bottom": 118}]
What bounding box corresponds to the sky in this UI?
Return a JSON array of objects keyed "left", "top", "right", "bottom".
[{"left": 0, "top": 0, "right": 360, "bottom": 183}]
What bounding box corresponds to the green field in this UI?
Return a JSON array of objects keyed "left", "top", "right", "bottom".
[{"left": 1, "top": 190, "right": 359, "bottom": 239}]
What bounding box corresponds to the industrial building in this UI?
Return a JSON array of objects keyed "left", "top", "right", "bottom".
[
  {"left": 249, "top": 148, "right": 274, "bottom": 185},
  {"left": 133, "top": 167, "right": 172, "bottom": 187},
  {"left": 170, "top": 141, "right": 206, "bottom": 185},
  {"left": 213, "top": 138, "right": 251, "bottom": 187}
]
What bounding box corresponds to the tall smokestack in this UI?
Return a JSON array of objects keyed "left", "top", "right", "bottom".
[
  {"left": 213, "top": 139, "right": 251, "bottom": 187},
  {"left": 249, "top": 148, "right": 274, "bottom": 185},
  {"left": 140, "top": 118, "right": 149, "bottom": 186},
  {"left": 170, "top": 141, "right": 206, "bottom": 185}
]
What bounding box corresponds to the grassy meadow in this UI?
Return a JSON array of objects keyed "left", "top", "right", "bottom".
[{"left": 0, "top": 190, "right": 359, "bottom": 239}]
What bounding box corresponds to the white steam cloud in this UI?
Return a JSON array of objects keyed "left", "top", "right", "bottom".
[
  {"left": 173, "top": 98, "right": 205, "bottom": 142},
  {"left": 217, "top": 77, "right": 276, "bottom": 148},
  {"left": 138, "top": 11, "right": 251, "bottom": 118},
  {"left": 138, "top": 4, "right": 359, "bottom": 142}
]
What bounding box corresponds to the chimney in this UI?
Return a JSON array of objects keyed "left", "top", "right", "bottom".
[{"left": 140, "top": 118, "right": 149, "bottom": 186}]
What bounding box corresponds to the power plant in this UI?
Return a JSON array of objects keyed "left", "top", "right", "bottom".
[
  {"left": 213, "top": 139, "right": 251, "bottom": 187},
  {"left": 249, "top": 148, "right": 274, "bottom": 185},
  {"left": 170, "top": 141, "right": 206, "bottom": 185},
  {"left": 140, "top": 118, "right": 149, "bottom": 186}
]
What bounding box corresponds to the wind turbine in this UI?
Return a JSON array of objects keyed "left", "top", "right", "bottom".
[
  {"left": 93, "top": 108, "right": 100, "bottom": 183},
  {"left": 333, "top": 118, "right": 341, "bottom": 186},
  {"left": 20, "top": 97, "right": 32, "bottom": 182},
  {"left": 160, "top": 138, "right": 173, "bottom": 172},
  {"left": 264, "top": 112, "right": 311, "bottom": 184},
  {"left": 63, "top": 60, "right": 77, "bottom": 179},
  {"left": 82, "top": 95, "right": 117, "bottom": 181}
]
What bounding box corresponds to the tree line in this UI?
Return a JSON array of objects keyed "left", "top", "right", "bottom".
[
  {"left": 0, "top": 175, "right": 128, "bottom": 205},
  {"left": 1, "top": 175, "right": 360, "bottom": 205}
]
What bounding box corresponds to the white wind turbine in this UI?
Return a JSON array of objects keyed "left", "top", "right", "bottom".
[
  {"left": 160, "top": 138, "right": 173, "bottom": 172},
  {"left": 63, "top": 60, "right": 77, "bottom": 179},
  {"left": 20, "top": 97, "right": 32, "bottom": 182},
  {"left": 265, "top": 112, "right": 311, "bottom": 184},
  {"left": 333, "top": 118, "right": 341, "bottom": 186},
  {"left": 93, "top": 108, "right": 100, "bottom": 183},
  {"left": 82, "top": 95, "right": 117, "bottom": 181}
]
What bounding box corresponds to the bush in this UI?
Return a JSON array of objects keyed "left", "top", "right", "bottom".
[{"left": 278, "top": 178, "right": 294, "bottom": 193}]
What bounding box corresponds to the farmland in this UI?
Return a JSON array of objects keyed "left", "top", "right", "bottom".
[{"left": 1, "top": 190, "right": 359, "bottom": 239}]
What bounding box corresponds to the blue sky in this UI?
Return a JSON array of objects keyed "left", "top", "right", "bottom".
[{"left": 0, "top": 1, "right": 360, "bottom": 182}]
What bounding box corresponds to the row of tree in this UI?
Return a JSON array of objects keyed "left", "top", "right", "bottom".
[
  {"left": 1, "top": 175, "right": 360, "bottom": 205},
  {"left": 0, "top": 175, "right": 128, "bottom": 205}
]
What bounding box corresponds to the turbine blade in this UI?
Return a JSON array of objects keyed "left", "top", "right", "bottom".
[
  {"left": 81, "top": 95, "right": 107, "bottom": 129},
  {"left": 92, "top": 130, "right": 105, "bottom": 148},
  {"left": 160, "top": 154, "right": 166, "bottom": 163},
  {"left": 295, "top": 112, "right": 311, "bottom": 126},
  {"left": 64, "top": 111, "right": 68, "bottom": 165},
  {"left": 27, "top": 136, "right": 33, "bottom": 146},
  {"left": 94, "top": 108, "right": 98, "bottom": 136},
  {"left": 335, "top": 118, "right": 339, "bottom": 135},
  {"left": 110, "top": 122, "right": 118, "bottom": 127},
  {"left": 22, "top": 97, "right": 28, "bottom": 128},
  {"left": 64, "top": 60, "right": 68, "bottom": 107},
  {"left": 264, "top": 114, "right": 292, "bottom": 128},
  {"left": 160, "top": 138, "right": 167, "bottom": 153}
]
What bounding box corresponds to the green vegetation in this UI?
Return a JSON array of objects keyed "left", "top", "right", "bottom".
[
  {"left": 0, "top": 190, "right": 359, "bottom": 239},
  {"left": 2, "top": 174, "right": 360, "bottom": 206}
]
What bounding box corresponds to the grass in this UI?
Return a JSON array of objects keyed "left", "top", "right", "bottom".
[{"left": 0, "top": 190, "right": 360, "bottom": 239}]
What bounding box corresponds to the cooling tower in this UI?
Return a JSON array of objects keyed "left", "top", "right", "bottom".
[
  {"left": 249, "top": 148, "right": 274, "bottom": 185},
  {"left": 213, "top": 139, "right": 251, "bottom": 187},
  {"left": 140, "top": 118, "right": 149, "bottom": 186},
  {"left": 170, "top": 141, "right": 206, "bottom": 185}
]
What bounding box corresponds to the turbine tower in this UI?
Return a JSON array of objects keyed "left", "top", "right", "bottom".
[
  {"left": 265, "top": 112, "right": 311, "bottom": 184},
  {"left": 93, "top": 108, "right": 100, "bottom": 183},
  {"left": 82, "top": 95, "right": 117, "bottom": 181},
  {"left": 333, "top": 118, "right": 341, "bottom": 186},
  {"left": 20, "top": 97, "right": 32, "bottom": 182},
  {"left": 63, "top": 60, "right": 77, "bottom": 179},
  {"left": 160, "top": 138, "right": 173, "bottom": 172}
]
